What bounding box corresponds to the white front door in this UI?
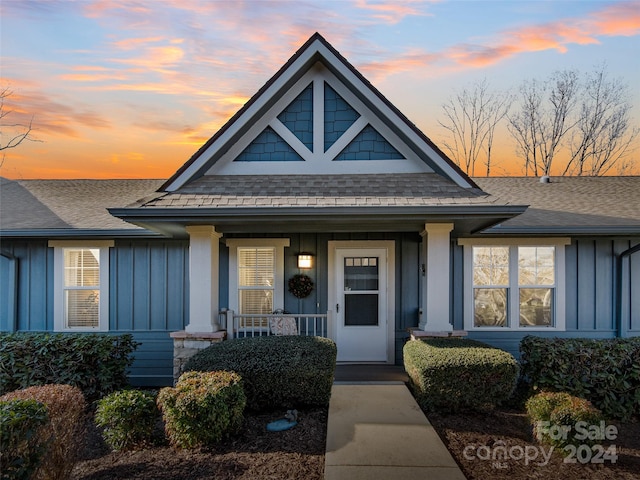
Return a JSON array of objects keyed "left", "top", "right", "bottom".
[{"left": 329, "top": 242, "right": 394, "bottom": 363}]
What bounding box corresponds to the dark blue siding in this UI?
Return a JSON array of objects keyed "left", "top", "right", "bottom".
[
  {"left": 0, "top": 241, "right": 52, "bottom": 331},
  {"left": 225, "top": 232, "right": 422, "bottom": 364},
  {"left": 0, "top": 239, "right": 189, "bottom": 386},
  {"left": 1, "top": 235, "right": 637, "bottom": 384}
]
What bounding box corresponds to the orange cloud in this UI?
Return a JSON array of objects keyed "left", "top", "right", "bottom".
[
  {"left": 354, "top": 0, "right": 433, "bottom": 24},
  {"left": 111, "top": 36, "right": 165, "bottom": 50},
  {"left": 589, "top": 1, "right": 640, "bottom": 36},
  {"left": 451, "top": 1, "right": 639, "bottom": 68},
  {"left": 2, "top": 82, "right": 111, "bottom": 139},
  {"left": 59, "top": 72, "right": 128, "bottom": 82},
  {"left": 358, "top": 49, "right": 441, "bottom": 79}
]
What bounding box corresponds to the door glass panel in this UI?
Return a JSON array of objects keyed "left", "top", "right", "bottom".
[
  {"left": 345, "top": 294, "right": 378, "bottom": 326},
  {"left": 344, "top": 257, "right": 378, "bottom": 291}
]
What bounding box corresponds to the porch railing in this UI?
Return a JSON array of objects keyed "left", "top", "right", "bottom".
[{"left": 221, "top": 310, "right": 330, "bottom": 339}]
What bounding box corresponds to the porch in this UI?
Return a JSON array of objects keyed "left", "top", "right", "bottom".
[{"left": 221, "top": 310, "right": 330, "bottom": 339}]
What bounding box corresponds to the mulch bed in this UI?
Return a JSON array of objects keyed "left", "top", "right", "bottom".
[
  {"left": 70, "top": 408, "right": 327, "bottom": 480},
  {"left": 428, "top": 409, "right": 640, "bottom": 480},
  {"left": 71, "top": 404, "right": 640, "bottom": 480}
]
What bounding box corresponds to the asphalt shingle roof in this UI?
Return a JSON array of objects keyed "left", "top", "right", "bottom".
[
  {"left": 3, "top": 175, "right": 640, "bottom": 236},
  {"left": 473, "top": 176, "right": 640, "bottom": 231},
  {"left": 1, "top": 178, "right": 163, "bottom": 232},
  {"left": 140, "top": 174, "right": 492, "bottom": 208}
]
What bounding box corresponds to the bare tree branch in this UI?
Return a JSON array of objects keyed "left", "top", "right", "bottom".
[
  {"left": 0, "top": 87, "right": 36, "bottom": 152},
  {"left": 508, "top": 70, "right": 579, "bottom": 176},
  {"left": 439, "top": 79, "right": 511, "bottom": 176},
  {"left": 564, "top": 64, "right": 639, "bottom": 176}
]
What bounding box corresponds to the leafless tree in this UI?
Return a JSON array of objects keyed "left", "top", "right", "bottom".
[
  {"left": 508, "top": 70, "right": 579, "bottom": 176},
  {"left": 563, "top": 65, "right": 639, "bottom": 176},
  {"left": 439, "top": 79, "right": 512, "bottom": 176},
  {"left": 0, "top": 87, "right": 35, "bottom": 168}
]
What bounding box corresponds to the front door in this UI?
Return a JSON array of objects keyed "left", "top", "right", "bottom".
[{"left": 330, "top": 242, "right": 394, "bottom": 363}]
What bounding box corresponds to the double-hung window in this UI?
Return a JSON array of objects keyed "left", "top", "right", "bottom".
[
  {"left": 50, "top": 240, "right": 112, "bottom": 331},
  {"left": 460, "top": 239, "right": 569, "bottom": 331},
  {"left": 226, "top": 239, "right": 290, "bottom": 319},
  {"left": 238, "top": 247, "right": 276, "bottom": 315}
]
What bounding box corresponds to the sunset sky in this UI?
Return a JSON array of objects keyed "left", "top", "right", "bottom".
[{"left": 1, "top": 0, "right": 639, "bottom": 179}]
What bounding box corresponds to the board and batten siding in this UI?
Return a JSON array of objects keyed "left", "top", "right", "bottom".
[
  {"left": 0, "top": 240, "right": 53, "bottom": 332},
  {"left": 110, "top": 240, "right": 190, "bottom": 386},
  {"left": 0, "top": 239, "right": 190, "bottom": 387},
  {"left": 454, "top": 238, "right": 640, "bottom": 357}
]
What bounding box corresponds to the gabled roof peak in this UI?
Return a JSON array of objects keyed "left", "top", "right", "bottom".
[{"left": 162, "top": 33, "right": 475, "bottom": 192}]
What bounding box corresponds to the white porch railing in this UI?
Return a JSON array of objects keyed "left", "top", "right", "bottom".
[{"left": 221, "top": 310, "right": 330, "bottom": 339}]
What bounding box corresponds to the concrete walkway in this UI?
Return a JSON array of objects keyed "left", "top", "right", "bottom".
[{"left": 324, "top": 382, "right": 466, "bottom": 480}]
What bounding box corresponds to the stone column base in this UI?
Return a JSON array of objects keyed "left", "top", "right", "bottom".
[
  {"left": 408, "top": 328, "right": 468, "bottom": 341},
  {"left": 170, "top": 330, "right": 226, "bottom": 384}
]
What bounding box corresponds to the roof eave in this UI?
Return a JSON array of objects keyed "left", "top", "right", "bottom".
[
  {"left": 477, "top": 225, "right": 640, "bottom": 237},
  {"left": 0, "top": 228, "right": 163, "bottom": 239},
  {"left": 109, "top": 204, "right": 527, "bottom": 237}
]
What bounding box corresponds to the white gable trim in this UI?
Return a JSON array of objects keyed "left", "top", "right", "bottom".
[{"left": 207, "top": 64, "right": 431, "bottom": 176}]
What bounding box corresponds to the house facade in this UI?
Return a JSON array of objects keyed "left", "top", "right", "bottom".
[{"left": 1, "top": 34, "right": 639, "bottom": 386}]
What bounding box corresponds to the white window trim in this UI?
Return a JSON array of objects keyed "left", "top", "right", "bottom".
[
  {"left": 49, "top": 240, "right": 113, "bottom": 332},
  {"left": 225, "top": 239, "right": 290, "bottom": 313},
  {"left": 458, "top": 238, "right": 570, "bottom": 332}
]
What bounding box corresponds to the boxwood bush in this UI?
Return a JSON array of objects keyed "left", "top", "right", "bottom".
[
  {"left": 0, "top": 333, "right": 139, "bottom": 401},
  {"left": 526, "top": 391, "right": 605, "bottom": 450},
  {"left": 404, "top": 338, "right": 519, "bottom": 412},
  {"left": 157, "top": 371, "right": 246, "bottom": 449},
  {"left": 184, "top": 335, "right": 337, "bottom": 411},
  {"left": 0, "top": 384, "right": 86, "bottom": 480},
  {"left": 95, "top": 390, "right": 159, "bottom": 451},
  {"left": 520, "top": 336, "right": 640, "bottom": 420},
  {"left": 0, "top": 399, "right": 49, "bottom": 480}
]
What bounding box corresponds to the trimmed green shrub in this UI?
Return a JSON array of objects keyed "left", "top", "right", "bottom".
[
  {"left": 95, "top": 390, "right": 159, "bottom": 451},
  {"left": 526, "top": 391, "right": 605, "bottom": 450},
  {"left": 520, "top": 336, "right": 640, "bottom": 420},
  {"left": 157, "top": 371, "right": 246, "bottom": 449},
  {"left": 404, "top": 338, "right": 519, "bottom": 412},
  {"left": 0, "top": 399, "right": 49, "bottom": 480},
  {"left": 184, "top": 335, "right": 337, "bottom": 411},
  {"left": 1, "top": 384, "right": 86, "bottom": 480},
  {"left": 0, "top": 332, "right": 139, "bottom": 401}
]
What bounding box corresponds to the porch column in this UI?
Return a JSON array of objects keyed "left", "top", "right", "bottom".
[
  {"left": 185, "top": 225, "right": 223, "bottom": 333},
  {"left": 419, "top": 223, "right": 454, "bottom": 332}
]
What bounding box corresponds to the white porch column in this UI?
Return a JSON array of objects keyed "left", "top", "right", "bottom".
[
  {"left": 185, "top": 225, "right": 223, "bottom": 333},
  {"left": 419, "top": 223, "right": 454, "bottom": 332}
]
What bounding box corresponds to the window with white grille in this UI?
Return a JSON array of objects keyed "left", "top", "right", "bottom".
[
  {"left": 238, "top": 247, "right": 275, "bottom": 314},
  {"left": 50, "top": 240, "right": 111, "bottom": 331},
  {"left": 226, "top": 238, "right": 289, "bottom": 319},
  {"left": 64, "top": 248, "right": 101, "bottom": 327},
  {"left": 460, "top": 238, "right": 569, "bottom": 331}
]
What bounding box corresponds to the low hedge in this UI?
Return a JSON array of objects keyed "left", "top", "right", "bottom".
[
  {"left": 95, "top": 390, "right": 159, "bottom": 451},
  {"left": 520, "top": 336, "right": 640, "bottom": 420},
  {"left": 0, "top": 399, "right": 49, "bottom": 480},
  {"left": 404, "top": 338, "right": 519, "bottom": 412},
  {"left": 1, "top": 384, "right": 86, "bottom": 480},
  {"left": 0, "top": 333, "right": 139, "bottom": 401},
  {"left": 184, "top": 335, "right": 337, "bottom": 411},
  {"left": 157, "top": 371, "right": 246, "bottom": 449}
]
